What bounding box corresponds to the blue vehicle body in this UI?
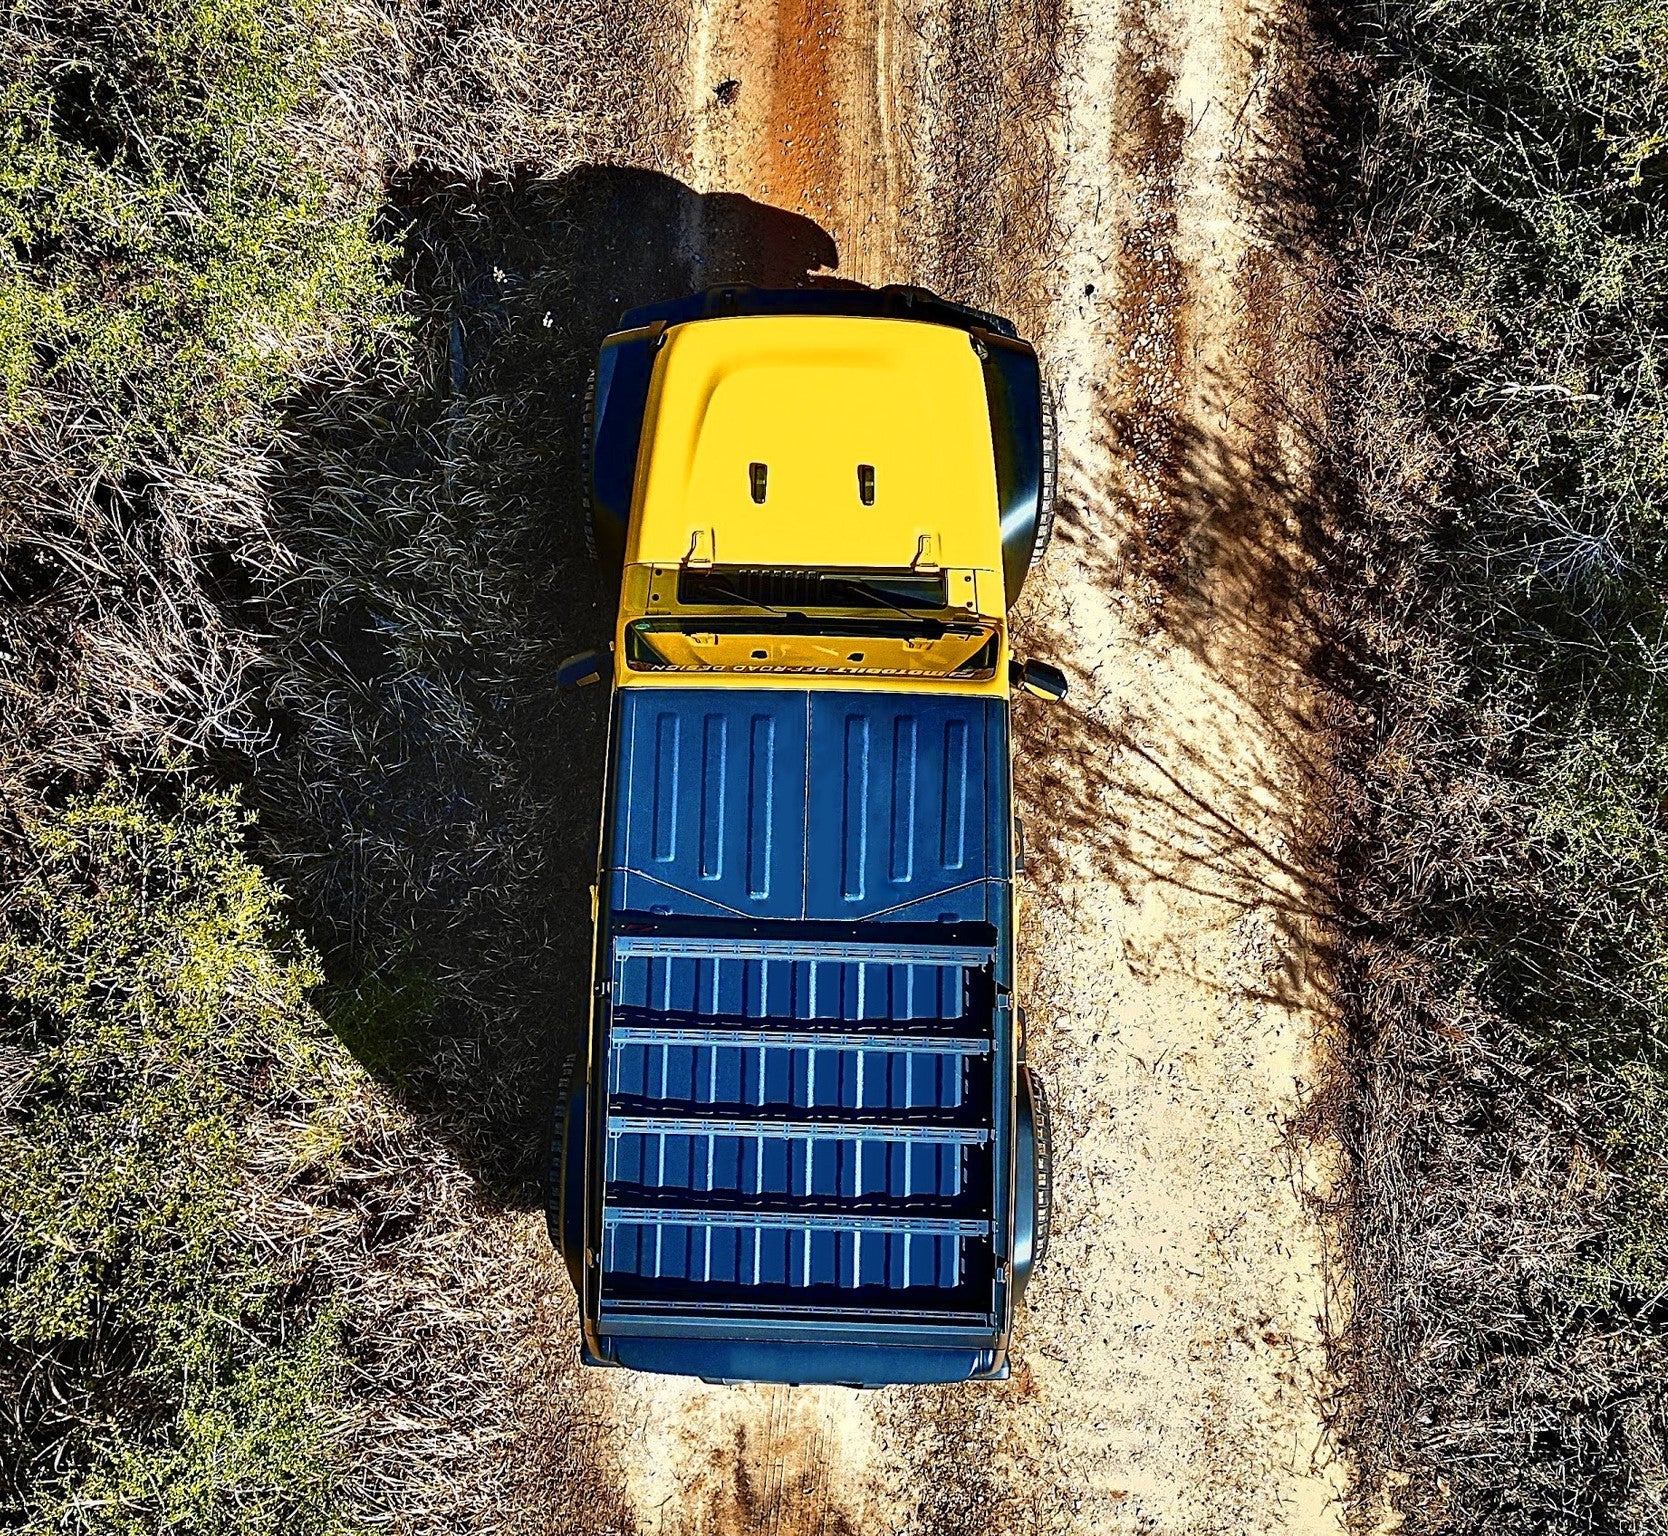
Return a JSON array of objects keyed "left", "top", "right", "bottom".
[{"left": 555, "top": 686, "right": 1044, "bottom": 1386}]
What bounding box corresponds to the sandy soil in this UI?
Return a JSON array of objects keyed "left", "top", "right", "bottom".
[{"left": 510, "top": 0, "right": 1348, "bottom": 1528}]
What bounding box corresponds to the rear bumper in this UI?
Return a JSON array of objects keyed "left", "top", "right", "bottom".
[{"left": 584, "top": 1330, "right": 1009, "bottom": 1386}]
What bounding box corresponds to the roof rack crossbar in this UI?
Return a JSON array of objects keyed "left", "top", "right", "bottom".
[
  {"left": 609, "top": 1025, "right": 989, "bottom": 1056},
  {"left": 607, "top": 1113, "right": 987, "bottom": 1145},
  {"left": 604, "top": 1206, "right": 990, "bottom": 1237},
  {"left": 612, "top": 936, "right": 992, "bottom": 966}
]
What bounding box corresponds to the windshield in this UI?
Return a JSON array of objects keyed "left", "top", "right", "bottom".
[{"left": 625, "top": 615, "right": 1000, "bottom": 678}]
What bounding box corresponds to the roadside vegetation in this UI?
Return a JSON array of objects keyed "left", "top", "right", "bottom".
[
  {"left": 1333, "top": 0, "right": 1668, "bottom": 1529},
  {"left": 1, "top": 781, "right": 353, "bottom": 1531},
  {"left": 0, "top": 3, "right": 507, "bottom": 1528},
  {"left": 0, "top": 2, "right": 396, "bottom": 1525},
  {"left": 2, "top": 1, "right": 662, "bottom": 1527},
  {"left": 0, "top": 0, "right": 397, "bottom": 795}
]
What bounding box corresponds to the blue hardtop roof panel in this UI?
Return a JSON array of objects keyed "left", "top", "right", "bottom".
[
  {"left": 612, "top": 690, "right": 808, "bottom": 921},
  {"left": 610, "top": 689, "right": 1009, "bottom": 922}
]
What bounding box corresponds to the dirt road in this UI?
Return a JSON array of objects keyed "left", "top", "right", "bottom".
[{"left": 489, "top": 0, "right": 1347, "bottom": 1529}]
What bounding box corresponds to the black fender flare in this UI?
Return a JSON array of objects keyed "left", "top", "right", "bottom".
[
  {"left": 584, "top": 322, "right": 665, "bottom": 578},
  {"left": 978, "top": 333, "right": 1055, "bottom": 606}
]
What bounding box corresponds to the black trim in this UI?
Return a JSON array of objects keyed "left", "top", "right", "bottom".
[{"left": 618, "top": 282, "right": 1019, "bottom": 339}]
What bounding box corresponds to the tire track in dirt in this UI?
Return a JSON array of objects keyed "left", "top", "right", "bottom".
[
  {"left": 1102, "top": 0, "right": 1189, "bottom": 612},
  {"left": 681, "top": 0, "right": 901, "bottom": 282},
  {"left": 1001, "top": 0, "right": 1347, "bottom": 1526}
]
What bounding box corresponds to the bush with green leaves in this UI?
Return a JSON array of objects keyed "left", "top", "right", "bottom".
[
  {"left": 0, "top": 0, "right": 401, "bottom": 794},
  {"left": 0, "top": 0, "right": 395, "bottom": 456},
  {"left": 0, "top": 780, "right": 353, "bottom": 1533}
]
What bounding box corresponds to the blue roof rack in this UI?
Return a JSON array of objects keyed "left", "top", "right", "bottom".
[{"left": 594, "top": 928, "right": 1006, "bottom": 1316}]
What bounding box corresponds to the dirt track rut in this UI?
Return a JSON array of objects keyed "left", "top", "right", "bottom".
[{"left": 514, "top": 0, "right": 1348, "bottom": 1528}]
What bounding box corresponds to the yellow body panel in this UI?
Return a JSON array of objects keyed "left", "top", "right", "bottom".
[
  {"left": 625, "top": 316, "right": 1005, "bottom": 573},
  {"left": 610, "top": 314, "right": 1011, "bottom": 699}
]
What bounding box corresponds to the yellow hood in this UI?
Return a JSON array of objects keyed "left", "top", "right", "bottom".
[{"left": 625, "top": 314, "right": 1004, "bottom": 574}]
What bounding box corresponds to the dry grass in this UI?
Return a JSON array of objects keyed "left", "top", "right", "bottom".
[{"left": 1319, "top": 2, "right": 1668, "bottom": 1529}]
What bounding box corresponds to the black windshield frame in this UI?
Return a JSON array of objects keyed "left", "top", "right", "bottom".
[{"left": 676, "top": 567, "right": 950, "bottom": 612}]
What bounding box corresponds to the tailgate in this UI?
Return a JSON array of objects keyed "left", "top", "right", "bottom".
[{"left": 593, "top": 931, "right": 1007, "bottom": 1327}]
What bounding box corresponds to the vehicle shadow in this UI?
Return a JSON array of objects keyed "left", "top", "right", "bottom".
[{"left": 257, "top": 165, "right": 842, "bottom": 1207}]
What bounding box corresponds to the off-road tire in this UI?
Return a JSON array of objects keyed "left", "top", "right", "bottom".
[
  {"left": 580, "top": 366, "right": 599, "bottom": 566},
  {"left": 1028, "top": 380, "right": 1058, "bottom": 576},
  {"left": 1031, "top": 1068, "right": 1054, "bottom": 1269},
  {"left": 545, "top": 1049, "right": 580, "bottom": 1254}
]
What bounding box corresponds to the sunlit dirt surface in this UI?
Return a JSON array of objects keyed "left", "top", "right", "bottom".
[
  {"left": 425, "top": 0, "right": 1355, "bottom": 1527},
  {"left": 474, "top": 0, "right": 1358, "bottom": 1531}
]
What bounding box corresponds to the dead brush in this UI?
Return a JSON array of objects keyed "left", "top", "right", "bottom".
[
  {"left": 0, "top": 423, "right": 280, "bottom": 798},
  {"left": 1321, "top": 0, "right": 1668, "bottom": 1523}
]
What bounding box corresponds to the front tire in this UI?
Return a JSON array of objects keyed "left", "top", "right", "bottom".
[{"left": 1027, "top": 380, "right": 1058, "bottom": 579}]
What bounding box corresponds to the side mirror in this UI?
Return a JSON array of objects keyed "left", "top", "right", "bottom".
[
  {"left": 557, "top": 649, "right": 607, "bottom": 689},
  {"left": 1011, "top": 658, "right": 1068, "bottom": 702}
]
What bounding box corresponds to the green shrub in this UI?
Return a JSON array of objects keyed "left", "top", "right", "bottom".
[
  {"left": 0, "top": 0, "right": 397, "bottom": 460},
  {"left": 0, "top": 780, "right": 353, "bottom": 1533}
]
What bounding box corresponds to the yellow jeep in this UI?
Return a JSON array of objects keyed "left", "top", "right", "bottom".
[{"left": 553, "top": 285, "right": 1064, "bottom": 1387}]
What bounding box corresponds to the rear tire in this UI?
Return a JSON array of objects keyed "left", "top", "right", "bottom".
[
  {"left": 545, "top": 1051, "right": 583, "bottom": 1294},
  {"left": 1028, "top": 381, "right": 1058, "bottom": 577},
  {"left": 1031, "top": 1068, "right": 1054, "bottom": 1269},
  {"left": 580, "top": 367, "right": 599, "bottom": 566}
]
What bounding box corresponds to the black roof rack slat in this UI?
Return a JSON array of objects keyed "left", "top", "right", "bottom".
[
  {"left": 609, "top": 1023, "right": 988, "bottom": 1055},
  {"left": 612, "top": 935, "right": 992, "bottom": 966},
  {"left": 603, "top": 1206, "right": 990, "bottom": 1237}
]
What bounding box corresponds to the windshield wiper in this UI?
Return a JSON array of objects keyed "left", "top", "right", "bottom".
[
  {"left": 697, "top": 576, "right": 785, "bottom": 615},
  {"left": 826, "top": 577, "right": 946, "bottom": 636}
]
